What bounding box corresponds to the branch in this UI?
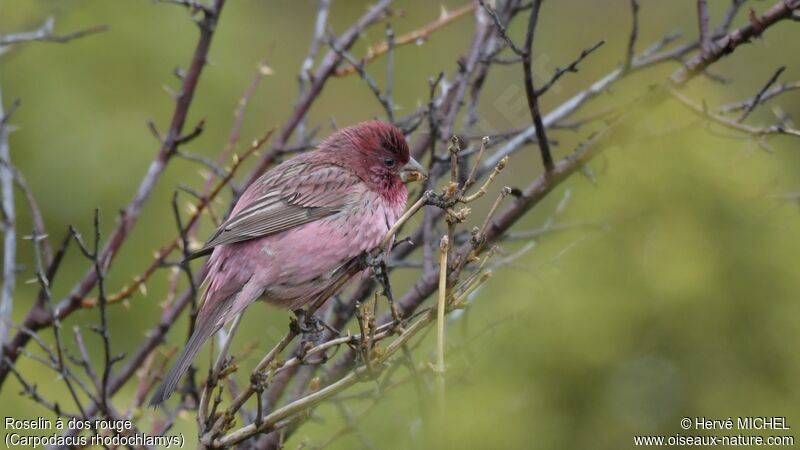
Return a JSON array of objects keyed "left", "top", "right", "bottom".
[
  {"left": 535, "top": 40, "right": 606, "bottom": 96},
  {"left": 735, "top": 65, "right": 786, "bottom": 122},
  {"left": 298, "top": 0, "right": 331, "bottom": 142},
  {"left": 0, "top": 0, "right": 228, "bottom": 388},
  {"left": 327, "top": 36, "right": 395, "bottom": 122},
  {"left": 481, "top": 0, "right": 791, "bottom": 173},
  {"left": 335, "top": 2, "right": 477, "bottom": 76},
  {"left": 80, "top": 130, "right": 270, "bottom": 308},
  {"left": 245, "top": 0, "right": 393, "bottom": 186},
  {"left": 672, "top": 0, "right": 800, "bottom": 85},
  {"left": 0, "top": 89, "right": 16, "bottom": 348},
  {"left": 715, "top": 0, "right": 749, "bottom": 37},
  {"left": 720, "top": 80, "right": 800, "bottom": 114},
  {"left": 671, "top": 88, "right": 800, "bottom": 139},
  {"left": 478, "top": 0, "right": 526, "bottom": 56},
  {"left": 522, "top": 0, "right": 554, "bottom": 172},
  {"left": 0, "top": 17, "right": 107, "bottom": 47},
  {"left": 214, "top": 305, "right": 439, "bottom": 447},
  {"left": 624, "top": 0, "right": 639, "bottom": 70},
  {"left": 697, "top": 0, "right": 712, "bottom": 53}
]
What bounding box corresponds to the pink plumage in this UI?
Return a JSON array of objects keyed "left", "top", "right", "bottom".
[{"left": 150, "top": 121, "right": 424, "bottom": 405}]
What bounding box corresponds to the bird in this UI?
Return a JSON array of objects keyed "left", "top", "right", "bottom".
[{"left": 149, "top": 120, "right": 426, "bottom": 406}]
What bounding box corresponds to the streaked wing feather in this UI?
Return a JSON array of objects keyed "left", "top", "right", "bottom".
[{"left": 188, "top": 162, "right": 359, "bottom": 259}]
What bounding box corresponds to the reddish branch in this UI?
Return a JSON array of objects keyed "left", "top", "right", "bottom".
[
  {"left": 672, "top": 0, "right": 800, "bottom": 84},
  {"left": 334, "top": 2, "right": 477, "bottom": 77}
]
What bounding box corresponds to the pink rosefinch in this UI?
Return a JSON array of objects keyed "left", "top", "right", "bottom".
[{"left": 150, "top": 121, "right": 424, "bottom": 405}]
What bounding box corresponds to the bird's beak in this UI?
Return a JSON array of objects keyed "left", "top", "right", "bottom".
[{"left": 400, "top": 157, "right": 427, "bottom": 183}]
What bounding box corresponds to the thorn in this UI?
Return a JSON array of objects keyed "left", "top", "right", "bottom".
[
  {"left": 174, "top": 66, "right": 186, "bottom": 81},
  {"left": 580, "top": 164, "right": 597, "bottom": 185}
]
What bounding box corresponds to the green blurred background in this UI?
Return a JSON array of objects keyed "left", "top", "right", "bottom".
[{"left": 2, "top": 0, "right": 799, "bottom": 448}]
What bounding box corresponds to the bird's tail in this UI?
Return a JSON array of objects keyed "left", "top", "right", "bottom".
[
  {"left": 149, "top": 277, "right": 261, "bottom": 407},
  {"left": 148, "top": 312, "right": 223, "bottom": 407}
]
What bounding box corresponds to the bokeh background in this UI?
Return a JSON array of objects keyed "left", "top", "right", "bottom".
[{"left": 2, "top": 0, "right": 799, "bottom": 448}]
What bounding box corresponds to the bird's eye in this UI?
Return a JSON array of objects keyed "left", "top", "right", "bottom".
[{"left": 383, "top": 157, "right": 396, "bottom": 167}]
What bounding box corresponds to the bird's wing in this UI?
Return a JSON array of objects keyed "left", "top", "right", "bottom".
[{"left": 187, "top": 162, "right": 361, "bottom": 260}]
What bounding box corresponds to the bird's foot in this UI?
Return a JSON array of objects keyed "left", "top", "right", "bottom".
[
  {"left": 362, "top": 251, "right": 406, "bottom": 328},
  {"left": 291, "top": 309, "right": 323, "bottom": 343},
  {"left": 423, "top": 189, "right": 453, "bottom": 209},
  {"left": 362, "top": 250, "right": 385, "bottom": 272}
]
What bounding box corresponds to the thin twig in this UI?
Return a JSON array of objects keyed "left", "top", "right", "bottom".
[
  {"left": 0, "top": 17, "right": 107, "bottom": 47},
  {"left": 478, "top": 0, "right": 526, "bottom": 56},
  {"left": 721, "top": 80, "right": 800, "bottom": 113},
  {"left": 298, "top": 0, "right": 331, "bottom": 143},
  {"left": 535, "top": 40, "right": 606, "bottom": 96},
  {"left": 736, "top": 66, "right": 786, "bottom": 123},
  {"left": 522, "top": 0, "right": 554, "bottom": 172},
  {"left": 624, "top": 0, "right": 640, "bottom": 71},
  {"left": 697, "top": 0, "right": 712, "bottom": 54},
  {"left": 335, "top": 2, "right": 476, "bottom": 76},
  {"left": 327, "top": 37, "right": 395, "bottom": 122},
  {"left": 671, "top": 88, "right": 800, "bottom": 139}
]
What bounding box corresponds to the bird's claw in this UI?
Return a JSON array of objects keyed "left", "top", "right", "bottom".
[
  {"left": 362, "top": 251, "right": 406, "bottom": 326},
  {"left": 291, "top": 309, "right": 323, "bottom": 343},
  {"left": 362, "top": 251, "right": 385, "bottom": 273}
]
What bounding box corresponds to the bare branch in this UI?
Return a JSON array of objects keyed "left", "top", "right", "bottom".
[
  {"left": 298, "top": 0, "right": 331, "bottom": 143},
  {"left": 385, "top": 23, "right": 395, "bottom": 116},
  {"left": 0, "top": 0, "right": 228, "bottom": 388},
  {"left": 535, "top": 40, "right": 606, "bottom": 96},
  {"left": 714, "top": 0, "right": 749, "bottom": 36},
  {"left": 0, "top": 17, "right": 107, "bottom": 47},
  {"left": 327, "top": 36, "right": 395, "bottom": 122},
  {"left": 672, "top": 0, "right": 800, "bottom": 85},
  {"left": 721, "top": 80, "right": 800, "bottom": 113},
  {"left": 246, "top": 0, "right": 393, "bottom": 184},
  {"left": 671, "top": 88, "right": 800, "bottom": 139},
  {"left": 523, "top": 0, "right": 554, "bottom": 172},
  {"left": 0, "top": 89, "right": 16, "bottom": 348},
  {"left": 624, "top": 0, "right": 640, "bottom": 70},
  {"left": 483, "top": 0, "right": 796, "bottom": 174},
  {"left": 335, "top": 3, "right": 476, "bottom": 76},
  {"left": 735, "top": 66, "right": 786, "bottom": 122},
  {"left": 81, "top": 129, "right": 270, "bottom": 308},
  {"left": 697, "top": 0, "right": 712, "bottom": 53},
  {"left": 478, "top": 0, "right": 526, "bottom": 56}
]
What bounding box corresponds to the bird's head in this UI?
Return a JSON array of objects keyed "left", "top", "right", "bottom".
[{"left": 319, "top": 121, "right": 427, "bottom": 195}]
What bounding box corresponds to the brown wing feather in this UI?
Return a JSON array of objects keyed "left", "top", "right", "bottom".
[{"left": 186, "top": 160, "right": 359, "bottom": 260}]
